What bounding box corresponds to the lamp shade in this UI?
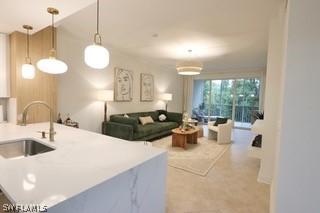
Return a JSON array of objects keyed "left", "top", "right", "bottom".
[
  {"left": 84, "top": 44, "right": 110, "bottom": 69},
  {"left": 21, "top": 63, "right": 35, "bottom": 79},
  {"left": 37, "top": 58, "right": 68, "bottom": 74},
  {"left": 98, "top": 90, "right": 114, "bottom": 101},
  {"left": 37, "top": 8, "right": 68, "bottom": 75},
  {"left": 159, "top": 93, "right": 173, "bottom": 101},
  {"left": 176, "top": 61, "right": 203, "bottom": 75}
]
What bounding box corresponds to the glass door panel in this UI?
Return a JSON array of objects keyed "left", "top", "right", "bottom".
[
  {"left": 210, "top": 80, "right": 222, "bottom": 118},
  {"left": 220, "top": 80, "right": 233, "bottom": 119},
  {"left": 192, "top": 78, "right": 261, "bottom": 128},
  {"left": 234, "top": 78, "right": 260, "bottom": 128}
]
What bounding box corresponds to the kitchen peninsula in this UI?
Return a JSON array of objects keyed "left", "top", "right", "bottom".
[{"left": 0, "top": 122, "right": 167, "bottom": 213}]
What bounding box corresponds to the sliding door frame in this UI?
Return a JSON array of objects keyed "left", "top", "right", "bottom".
[{"left": 197, "top": 77, "right": 262, "bottom": 127}]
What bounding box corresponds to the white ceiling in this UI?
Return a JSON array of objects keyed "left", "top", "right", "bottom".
[
  {"left": 2, "top": 0, "right": 274, "bottom": 72},
  {"left": 0, "top": 0, "right": 96, "bottom": 33}
]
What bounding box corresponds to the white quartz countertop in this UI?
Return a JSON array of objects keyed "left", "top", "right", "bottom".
[{"left": 0, "top": 123, "right": 166, "bottom": 208}]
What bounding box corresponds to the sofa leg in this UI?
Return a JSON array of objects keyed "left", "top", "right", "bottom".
[{"left": 208, "top": 130, "right": 217, "bottom": 141}]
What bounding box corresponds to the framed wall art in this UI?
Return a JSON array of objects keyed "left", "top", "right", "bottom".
[
  {"left": 140, "top": 73, "right": 154, "bottom": 102},
  {"left": 114, "top": 67, "right": 133, "bottom": 102}
]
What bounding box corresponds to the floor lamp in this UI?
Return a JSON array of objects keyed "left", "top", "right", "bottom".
[
  {"left": 160, "top": 93, "right": 172, "bottom": 111},
  {"left": 98, "top": 90, "right": 114, "bottom": 122}
]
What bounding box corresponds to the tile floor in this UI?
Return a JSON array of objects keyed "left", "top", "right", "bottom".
[{"left": 166, "top": 128, "right": 269, "bottom": 213}]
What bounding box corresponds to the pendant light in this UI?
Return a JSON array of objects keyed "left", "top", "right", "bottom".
[
  {"left": 176, "top": 61, "right": 203, "bottom": 75},
  {"left": 37, "top": 8, "right": 68, "bottom": 74},
  {"left": 176, "top": 50, "right": 203, "bottom": 75},
  {"left": 84, "top": 0, "right": 110, "bottom": 69},
  {"left": 21, "top": 25, "right": 35, "bottom": 79}
]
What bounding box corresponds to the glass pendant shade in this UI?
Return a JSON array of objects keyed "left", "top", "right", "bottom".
[
  {"left": 84, "top": 0, "right": 109, "bottom": 69},
  {"left": 37, "top": 57, "right": 68, "bottom": 74},
  {"left": 36, "top": 8, "right": 68, "bottom": 75},
  {"left": 84, "top": 44, "right": 109, "bottom": 69},
  {"left": 21, "top": 25, "right": 35, "bottom": 79},
  {"left": 21, "top": 63, "right": 35, "bottom": 79}
]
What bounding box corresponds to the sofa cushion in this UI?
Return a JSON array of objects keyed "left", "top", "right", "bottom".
[
  {"left": 110, "top": 115, "right": 139, "bottom": 131},
  {"left": 134, "top": 121, "right": 178, "bottom": 139},
  {"left": 208, "top": 125, "right": 219, "bottom": 132},
  {"left": 128, "top": 111, "right": 159, "bottom": 123},
  {"left": 157, "top": 110, "right": 167, "bottom": 116},
  {"left": 166, "top": 112, "right": 183, "bottom": 124},
  {"left": 135, "top": 123, "right": 159, "bottom": 139}
]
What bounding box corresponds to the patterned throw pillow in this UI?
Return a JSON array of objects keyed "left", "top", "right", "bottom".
[{"left": 159, "top": 114, "right": 167, "bottom": 122}]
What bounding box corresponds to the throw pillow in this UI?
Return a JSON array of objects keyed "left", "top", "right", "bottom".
[
  {"left": 139, "top": 116, "right": 154, "bottom": 125},
  {"left": 214, "top": 117, "right": 228, "bottom": 126},
  {"left": 159, "top": 114, "right": 167, "bottom": 122},
  {"left": 124, "top": 114, "right": 129, "bottom": 118}
]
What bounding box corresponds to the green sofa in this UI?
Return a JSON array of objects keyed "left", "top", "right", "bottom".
[{"left": 103, "top": 110, "right": 182, "bottom": 141}]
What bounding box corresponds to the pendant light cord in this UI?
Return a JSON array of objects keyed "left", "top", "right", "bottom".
[
  {"left": 97, "top": 0, "right": 100, "bottom": 35},
  {"left": 94, "top": 0, "right": 102, "bottom": 45},
  {"left": 51, "top": 13, "right": 55, "bottom": 50},
  {"left": 26, "top": 29, "right": 30, "bottom": 59}
]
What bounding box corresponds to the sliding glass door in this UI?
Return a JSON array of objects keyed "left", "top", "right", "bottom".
[
  {"left": 209, "top": 80, "right": 233, "bottom": 119},
  {"left": 192, "top": 78, "right": 261, "bottom": 128},
  {"left": 234, "top": 79, "right": 260, "bottom": 128}
]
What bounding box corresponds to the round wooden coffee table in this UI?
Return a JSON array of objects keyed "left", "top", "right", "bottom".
[{"left": 171, "top": 127, "right": 199, "bottom": 149}]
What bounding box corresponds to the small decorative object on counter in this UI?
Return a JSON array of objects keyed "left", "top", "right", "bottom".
[
  {"left": 64, "top": 114, "right": 71, "bottom": 124},
  {"left": 63, "top": 113, "right": 79, "bottom": 128},
  {"left": 57, "top": 113, "right": 63, "bottom": 124}
]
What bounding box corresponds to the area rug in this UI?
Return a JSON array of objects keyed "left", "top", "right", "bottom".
[{"left": 153, "top": 136, "right": 230, "bottom": 176}]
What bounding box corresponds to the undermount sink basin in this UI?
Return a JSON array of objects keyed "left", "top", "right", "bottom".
[{"left": 0, "top": 139, "right": 55, "bottom": 159}]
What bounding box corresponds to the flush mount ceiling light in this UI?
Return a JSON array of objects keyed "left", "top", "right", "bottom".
[
  {"left": 176, "top": 61, "right": 203, "bottom": 75},
  {"left": 21, "top": 25, "right": 35, "bottom": 79},
  {"left": 37, "top": 8, "right": 68, "bottom": 74},
  {"left": 84, "top": 0, "right": 110, "bottom": 69}
]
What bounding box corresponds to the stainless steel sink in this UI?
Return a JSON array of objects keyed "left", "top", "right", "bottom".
[{"left": 0, "top": 139, "right": 55, "bottom": 159}]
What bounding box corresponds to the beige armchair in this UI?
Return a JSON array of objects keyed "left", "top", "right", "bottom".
[{"left": 207, "top": 119, "right": 233, "bottom": 144}]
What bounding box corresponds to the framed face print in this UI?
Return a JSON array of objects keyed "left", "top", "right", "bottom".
[
  {"left": 114, "top": 67, "right": 133, "bottom": 102},
  {"left": 140, "top": 73, "right": 154, "bottom": 102}
]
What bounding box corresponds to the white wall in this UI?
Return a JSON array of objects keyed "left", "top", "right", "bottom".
[
  {"left": 57, "top": 27, "right": 183, "bottom": 133},
  {"left": 273, "top": 0, "right": 320, "bottom": 212},
  {"left": 259, "top": 1, "right": 287, "bottom": 185}
]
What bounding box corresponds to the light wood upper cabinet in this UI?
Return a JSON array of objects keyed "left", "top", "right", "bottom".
[{"left": 0, "top": 33, "right": 10, "bottom": 98}]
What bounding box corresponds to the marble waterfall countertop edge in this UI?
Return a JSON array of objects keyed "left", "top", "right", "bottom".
[{"left": 0, "top": 122, "right": 166, "bottom": 208}]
